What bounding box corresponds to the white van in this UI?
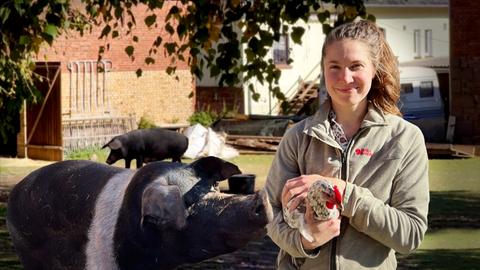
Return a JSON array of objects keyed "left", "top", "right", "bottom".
[{"left": 399, "top": 66, "right": 446, "bottom": 142}]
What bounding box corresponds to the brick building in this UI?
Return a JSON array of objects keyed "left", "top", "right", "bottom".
[
  {"left": 41, "top": 2, "right": 195, "bottom": 125},
  {"left": 450, "top": 0, "right": 480, "bottom": 144},
  {"left": 16, "top": 2, "right": 196, "bottom": 160}
]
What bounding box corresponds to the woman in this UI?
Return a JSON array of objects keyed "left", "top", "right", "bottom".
[{"left": 265, "top": 20, "right": 429, "bottom": 270}]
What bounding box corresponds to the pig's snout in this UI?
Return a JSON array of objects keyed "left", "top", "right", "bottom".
[
  {"left": 105, "top": 157, "right": 113, "bottom": 164},
  {"left": 250, "top": 190, "right": 273, "bottom": 224}
]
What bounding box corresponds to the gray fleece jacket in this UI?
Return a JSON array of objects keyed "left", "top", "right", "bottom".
[{"left": 265, "top": 101, "right": 429, "bottom": 270}]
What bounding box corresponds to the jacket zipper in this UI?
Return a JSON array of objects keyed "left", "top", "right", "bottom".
[{"left": 330, "top": 127, "right": 367, "bottom": 270}]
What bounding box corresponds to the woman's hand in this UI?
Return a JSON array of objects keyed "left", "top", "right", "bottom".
[
  {"left": 281, "top": 175, "right": 346, "bottom": 210},
  {"left": 301, "top": 202, "right": 341, "bottom": 250}
]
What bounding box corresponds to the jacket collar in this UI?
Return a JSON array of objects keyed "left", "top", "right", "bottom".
[{"left": 302, "top": 100, "right": 388, "bottom": 146}]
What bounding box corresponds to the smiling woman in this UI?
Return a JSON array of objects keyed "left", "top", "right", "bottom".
[
  {"left": 323, "top": 40, "right": 376, "bottom": 114},
  {"left": 265, "top": 20, "right": 429, "bottom": 270}
]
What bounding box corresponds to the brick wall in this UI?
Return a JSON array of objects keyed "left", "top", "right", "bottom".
[
  {"left": 36, "top": 2, "right": 194, "bottom": 126},
  {"left": 195, "top": 86, "right": 244, "bottom": 115},
  {"left": 450, "top": 0, "right": 480, "bottom": 144}
]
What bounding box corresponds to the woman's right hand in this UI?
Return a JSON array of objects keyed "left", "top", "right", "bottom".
[{"left": 301, "top": 202, "right": 341, "bottom": 250}]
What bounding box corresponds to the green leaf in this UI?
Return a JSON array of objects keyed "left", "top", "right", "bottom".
[
  {"left": 153, "top": 36, "right": 162, "bottom": 47},
  {"left": 0, "top": 7, "right": 11, "bottom": 24},
  {"left": 166, "top": 66, "right": 176, "bottom": 75},
  {"left": 177, "top": 23, "right": 187, "bottom": 39},
  {"left": 125, "top": 45, "right": 134, "bottom": 57},
  {"left": 19, "top": 35, "right": 31, "bottom": 45},
  {"left": 317, "top": 11, "right": 328, "bottom": 23},
  {"left": 133, "top": 36, "right": 138, "bottom": 42},
  {"left": 44, "top": 24, "right": 58, "bottom": 38},
  {"left": 167, "top": 6, "right": 180, "bottom": 20},
  {"left": 145, "top": 57, "right": 155, "bottom": 65},
  {"left": 165, "top": 23, "right": 174, "bottom": 35},
  {"left": 112, "top": 30, "right": 119, "bottom": 38},
  {"left": 114, "top": 7, "right": 123, "bottom": 20},
  {"left": 210, "top": 65, "right": 220, "bottom": 77},
  {"left": 164, "top": 43, "right": 176, "bottom": 54},
  {"left": 100, "top": 25, "right": 111, "bottom": 38},
  {"left": 136, "top": 68, "right": 142, "bottom": 77},
  {"left": 291, "top": 27, "right": 305, "bottom": 44},
  {"left": 144, "top": 14, "right": 157, "bottom": 27},
  {"left": 322, "top": 23, "right": 332, "bottom": 34}
]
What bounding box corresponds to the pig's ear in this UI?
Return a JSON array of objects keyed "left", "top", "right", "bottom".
[
  {"left": 101, "top": 139, "right": 112, "bottom": 149},
  {"left": 108, "top": 138, "right": 123, "bottom": 150},
  {"left": 141, "top": 182, "right": 187, "bottom": 230},
  {"left": 190, "top": 156, "right": 242, "bottom": 183}
]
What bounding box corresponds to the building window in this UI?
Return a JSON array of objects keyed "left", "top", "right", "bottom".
[
  {"left": 273, "top": 34, "right": 289, "bottom": 65},
  {"left": 420, "top": 81, "right": 434, "bottom": 98},
  {"left": 401, "top": 83, "right": 413, "bottom": 94},
  {"left": 425, "top": 29, "right": 433, "bottom": 57},
  {"left": 414, "top": 29, "right": 421, "bottom": 58}
]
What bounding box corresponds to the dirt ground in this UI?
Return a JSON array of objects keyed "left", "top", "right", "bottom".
[{"left": 0, "top": 158, "right": 52, "bottom": 185}]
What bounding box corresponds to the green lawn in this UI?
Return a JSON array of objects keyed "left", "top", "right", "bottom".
[
  {"left": 0, "top": 155, "right": 479, "bottom": 269},
  {"left": 429, "top": 158, "right": 480, "bottom": 192}
]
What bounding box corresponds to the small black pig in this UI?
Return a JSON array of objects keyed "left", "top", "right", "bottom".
[
  {"left": 7, "top": 156, "right": 273, "bottom": 270},
  {"left": 102, "top": 127, "right": 188, "bottom": 168}
]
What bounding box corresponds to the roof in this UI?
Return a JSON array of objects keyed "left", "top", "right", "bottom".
[
  {"left": 399, "top": 57, "right": 449, "bottom": 73},
  {"left": 365, "top": 0, "right": 449, "bottom": 7}
]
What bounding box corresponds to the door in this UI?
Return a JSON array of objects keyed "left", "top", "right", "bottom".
[{"left": 25, "top": 62, "right": 63, "bottom": 161}]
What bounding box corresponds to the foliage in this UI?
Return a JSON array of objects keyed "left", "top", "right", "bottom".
[
  {"left": 0, "top": 0, "right": 89, "bottom": 143},
  {"left": 0, "top": 0, "right": 374, "bottom": 143},
  {"left": 187, "top": 110, "right": 219, "bottom": 127},
  {"left": 138, "top": 116, "right": 157, "bottom": 129},
  {"left": 63, "top": 146, "right": 108, "bottom": 161}
]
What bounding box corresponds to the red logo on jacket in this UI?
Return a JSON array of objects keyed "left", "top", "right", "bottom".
[{"left": 355, "top": 148, "right": 373, "bottom": 157}]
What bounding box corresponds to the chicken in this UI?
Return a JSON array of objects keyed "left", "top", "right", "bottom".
[{"left": 283, "top": 179, "right": 343, "bottom": 242}]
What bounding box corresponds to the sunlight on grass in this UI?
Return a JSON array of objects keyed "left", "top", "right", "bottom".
[
  {"left": 429, "top": 158, "right": 480, "bottom": 192},
  {"left": 420, "top": 229, "right": 480, "bottom": 250}
]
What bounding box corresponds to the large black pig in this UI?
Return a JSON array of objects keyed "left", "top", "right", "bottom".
[
  {"left": 102, "top": 128, "right": 189, "bottom": 168},
  {"left": 7, "top": 156, "right": 273, "bottom": 270}
]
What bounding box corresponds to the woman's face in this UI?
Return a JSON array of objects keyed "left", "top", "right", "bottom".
[{"left": 323, "top": 39, "right": 376, "bottom": 110}]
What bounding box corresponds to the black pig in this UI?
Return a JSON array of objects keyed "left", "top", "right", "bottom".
[
  {"left": 7, "top": 156, "right": 273, "bottom": 270},
  {"left": 102, "top": 128, "right": 188, "bottom": 168}
]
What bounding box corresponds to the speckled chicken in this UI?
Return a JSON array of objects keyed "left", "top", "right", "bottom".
[{"left": 283, "top": 179, "right": 343, "bottom": 242}]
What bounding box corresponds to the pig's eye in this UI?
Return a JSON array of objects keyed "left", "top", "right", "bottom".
[{"left": 255, "top": 204, "right": 264, "bottom": 216}]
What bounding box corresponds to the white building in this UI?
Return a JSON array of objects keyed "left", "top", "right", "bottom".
[{"left": 197, "top": 0, "right": 449, "bottom": 116}]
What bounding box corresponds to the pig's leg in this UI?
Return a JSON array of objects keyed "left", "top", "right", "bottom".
[
  {"left": 136, "top": 157, "right": 144, "bottom": 168},
  {"left": 172, "top": 156, "right": 182, "bottom": 163},
  {"left": 125, "top": 159, "right": 131, "bottom": 169}
]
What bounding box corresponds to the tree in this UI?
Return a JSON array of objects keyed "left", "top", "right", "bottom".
[{"left": 0, "top": 0, "right": 373, "bottom": 143}]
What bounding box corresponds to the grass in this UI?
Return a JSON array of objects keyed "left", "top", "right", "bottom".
[
  {"left": 420, "top": 229, "right": 480, "bottom": 250},
  {"left": 0, "top": 154, "right": 479, "bottom": 269},
  {"left": 429, "top": 158, "right": 480, "bottom": 192}
]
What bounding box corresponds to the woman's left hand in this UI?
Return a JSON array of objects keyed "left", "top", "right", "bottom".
[{"left": 281, "top": 175, "right": 346, "bottom": 211}]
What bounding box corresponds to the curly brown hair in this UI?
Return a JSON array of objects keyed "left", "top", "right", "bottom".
[{"left": 321, "top": 20, "right": 401, "bottom": 116}]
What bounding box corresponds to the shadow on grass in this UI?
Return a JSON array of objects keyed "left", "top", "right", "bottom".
[
  {"left": 428, "top": 191, "right": 480, "bottom": 229},
  {"left": 397, "top": 249, "right": 480, "bottom": 270}
]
